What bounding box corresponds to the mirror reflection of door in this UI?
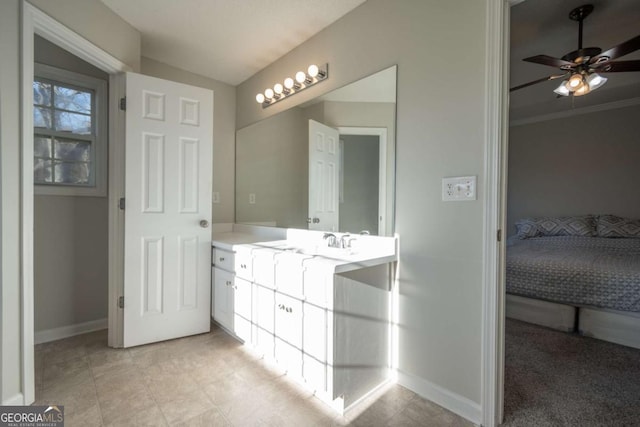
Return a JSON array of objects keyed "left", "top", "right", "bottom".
[{"left": 308, "top": 120, "right": 339, "bottom": 231}]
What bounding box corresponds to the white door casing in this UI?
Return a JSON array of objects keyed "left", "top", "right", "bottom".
[
  {"left": 123, "top": 72, "right": 213, "bottom": 347},
  {"left": 308, "top": 120, "right": 340, "bottom": 231}
]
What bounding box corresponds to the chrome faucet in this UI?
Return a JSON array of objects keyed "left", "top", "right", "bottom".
[
  {"left": 323, "top": 233, "right": 339, "bottom": 248},
  {"left": 340, "top": 234, "right": 355, "bottom": 249}
]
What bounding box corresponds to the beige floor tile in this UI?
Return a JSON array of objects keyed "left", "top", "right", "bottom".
[
  {"left": 173, "top": 407, "right": 230, "bottom": 427},
  {"left": 102, "top": 401, "right": 167, "bottom": 427},
  {"left": 64, "top": 402, "right": 103, "bottom": 427},
  {"left": 89, "top": 349, "right": 134, "bottom": 379},
  {"left": 158, "top": 390, "right": 215, "bottom": 425},
  {"left": 34, "top": 329, "right": 471, "bottom": 427}
]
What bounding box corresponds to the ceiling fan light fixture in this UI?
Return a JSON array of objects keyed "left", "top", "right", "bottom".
[
  {"left": 568, "top": 73, "right": 584, "bottom": 89},
  {"left": 554, "top": 81, "right": 571, "bottom": 96},
  {"left": 573, "top": 83, "right": 591, "bottom": 96}
]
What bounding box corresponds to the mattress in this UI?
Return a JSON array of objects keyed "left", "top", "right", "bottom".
[{"left": 506, "top": 236, "right": 640, "bottom": 312}]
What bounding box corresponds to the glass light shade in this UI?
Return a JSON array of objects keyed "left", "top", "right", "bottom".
[
  {"left": 255, "top": 93, "right": 265, "bottom": 103},
  {"left": 264, "top": 88, "right": 274, "bottom": 99},
  {"left": 274, "top": 83, "right": 283, "bottom": 94},
  {"left": 553, "top": 81, "right": 570, "bottom": 96},
  {"left": 307, "top": 64, "right": 319, "bottom": 77},
  {"left": 284, "top": 77, "right": 294, "bottom": 89},
  {"left": 587, "top": 73, "right": 607, "bottom": 91},
  {"left": 573, "top": 84, "right": 591, "bottom": 96},
  {"left": 295, "top": 71, "right": 307, "bottom": 84}
]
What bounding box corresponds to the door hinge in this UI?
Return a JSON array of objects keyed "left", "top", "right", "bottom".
[
  {"left": 119, "top": 97, "right": 126, "bottom": 111},
  {"left": 118, "top": 296, "right": 124, "bottom": 309},
  {"left": 497, "top": 229, "right": 502, "bottom": 242},
  {"left": 119, "top": 197, "right": 125, "bottom": 210}
]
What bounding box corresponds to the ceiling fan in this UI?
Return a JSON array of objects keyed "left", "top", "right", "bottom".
[{"left": 511, "top": 4, "right": 640, "bottom": 96}]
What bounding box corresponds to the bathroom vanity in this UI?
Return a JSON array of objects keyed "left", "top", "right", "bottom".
[{"left": 211, "top": 225, "right": 397, "bottom": 413}]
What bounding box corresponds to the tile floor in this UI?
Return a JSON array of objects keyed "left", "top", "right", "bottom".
[{"left": 34, "top": 324, "right": 474, "bottom": 426}]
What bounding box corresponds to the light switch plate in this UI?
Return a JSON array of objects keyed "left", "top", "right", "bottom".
[
  {"left": 212, "top": 192, "right": 220, "bottom": 204},
  {"left": 442, "top": 176, "right": 477, "bottom": 201},
  {"left": 249, "top": 193, "right": 256, "bottom": 204}
]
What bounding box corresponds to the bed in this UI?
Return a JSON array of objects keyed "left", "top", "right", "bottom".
[{"left": 506, "top": 215, "right": 640, "bottom": 349}]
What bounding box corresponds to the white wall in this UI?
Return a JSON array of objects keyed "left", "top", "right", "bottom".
[
  {"left": 236, "top": 0, "right": 488, "bottom": 416},
  {"left": 140, "top": 57, "right": 236, "bottom": 224},
  {"left": 508, "top": 105, "right": 640, "bottom": 235},
  {"left": 0, "top": 0, "right": 140, "bottom": 404}
]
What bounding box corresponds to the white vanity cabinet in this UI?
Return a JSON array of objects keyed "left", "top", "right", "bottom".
[
  {"left": 211, "top": 246, "right": 254, "bottom": 343},
  {"left": 211, "top": 236, "right": 394, "bottom": 414}
]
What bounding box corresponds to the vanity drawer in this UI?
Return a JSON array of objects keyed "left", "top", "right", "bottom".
[
  {"left": 274, "top": 254, "right": 307, "bottom": 298},
  {"left": 253, "top": 250, "right": 277, "bottom": 288},
  {"left": 213, "top": 248, "right": 234, "bottom": 272}
]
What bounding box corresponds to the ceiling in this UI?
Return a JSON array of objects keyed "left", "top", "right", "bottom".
[
  {"left": 510, "top": 0, "right": 640, "bottom": 121},
  {"left": 101, "top": 0, "right": 366, "bottom": 86}
]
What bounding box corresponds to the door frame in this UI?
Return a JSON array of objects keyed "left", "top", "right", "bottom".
[
  {"left": 20, "top": 2, "right": 130, "bottom": 404},
  {"left": 481, "top": 0, "right": 513, "bottom": 426},
  {"left": 336, "top": 126, "right": 388, "bottom": 236}
]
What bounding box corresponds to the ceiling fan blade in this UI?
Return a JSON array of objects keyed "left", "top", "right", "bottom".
[
  {"left": 595, "top": 59, "right": 640, "bottom": 73},
  {"left": 510, "top": 74, "right": 568, "bottom": 92},
  {"left": 523, "top": 55, "right": 575, "bottom": 69},
  {"left": 591, "top": 34, "right": 640, "bottom": 63}
]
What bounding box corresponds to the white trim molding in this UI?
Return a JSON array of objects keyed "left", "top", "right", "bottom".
[
  {"left": 3, "top": 393, "right": 25, "bottom": 406},
  {"left": 481, "top": 0, "right": 511, "bottom": 426},
  {"left": 397, "top": 371, "right": 482, "bottom": 425},
  {"left": 21, "top": 1, "right": 130, "bottom": 405},
  {"left": 34, "top": 319, "right": 108, "bottom": 345}
]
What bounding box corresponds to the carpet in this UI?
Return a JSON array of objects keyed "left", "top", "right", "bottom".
[{"left": 502, "top": 318, "right": 640, "bottom": 426}]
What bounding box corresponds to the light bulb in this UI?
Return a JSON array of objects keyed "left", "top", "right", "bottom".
[
  {"left": 308, "top": 64, "right": 319, "bottom": 77},
  {"left": 568, "top": 73, "right": 583, "bottom": 89},
  {"left": 264, "top": 88, "right": 274, "bottom": 99},
  {"left": 295, "top": 71, "right": 307, "bottom": 84},
  {"left": 284, "top": 77, "right": 294, "bottom": 89},
  {"left": 256, "top": 93, "right": 265, "bottom": 103},
  {"left": 274, "top": 83, "right": 283, "bottom": 95}
]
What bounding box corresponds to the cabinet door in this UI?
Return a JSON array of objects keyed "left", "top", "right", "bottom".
[
  {"left": 254, "top": 285, "right": 275, "bottom": 359},
  {"left": 213, "top": 268, "right": 233, "bottom": 331},
  {"left": 303, "top": 301, "right": 328, "bottom": 394},
  {"left": 233, "top": 277, "right": 252, "bottom": 343},
  {"left": 274, "top": 292, "right": 303, "bottom": 378}
]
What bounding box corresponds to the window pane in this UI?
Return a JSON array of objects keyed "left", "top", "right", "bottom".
[
  {"left": 34, "top": 107, "right": 53, "bottom": 129},
  {"left": 54, "top": 139, "right": 91, "bottom": 162},
  {"left": 34, "top": 158, "right": 53, "bottom": 183},
  {"left": 54, "top": 161, "right": 90, "bottom": 185},
  {"left": 54, "top": 85, "right": 92, "bottom": 114},
  {"left": 55, "top": 111, "right": 91, "bottom": 134},
  {"left": 34, "top": 136, "right": 52, "bottom": 158},
  {"left": 33, "top": 81, "right": 51, "bottom": 106}
]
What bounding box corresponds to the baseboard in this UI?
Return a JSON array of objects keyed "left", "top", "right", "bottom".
[
  {"left": 397, "top": 371, "right": 482, "bottom": 425},
  {"left": 35, "top": 318, "right": 107, "bottom": 344},
  {"left": 3, "top": 393, "right": 24, "bottom": 406}
]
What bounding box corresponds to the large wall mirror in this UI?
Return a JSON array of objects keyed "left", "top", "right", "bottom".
[{"left": 236, "top": 65, "right": 396, "bottom": 236}]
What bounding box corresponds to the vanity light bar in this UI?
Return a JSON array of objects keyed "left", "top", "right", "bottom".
[{"left": 256, "top": 63, "right": 329, "bottom": 108}]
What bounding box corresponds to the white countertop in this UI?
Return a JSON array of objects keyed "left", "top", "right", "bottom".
[{"left": 212, "top": 232, "right": 397, "bottom": 274}]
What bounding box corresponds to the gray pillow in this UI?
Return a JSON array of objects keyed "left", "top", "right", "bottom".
[
  {"left": 597, "top": 215, "right": 640, "bottom": 238},
  {"left": 515, "top": 215, "right": 597, "bottom": 239},
  {"left": 515, "top": 218, "right": 540, "bottom": 239}
]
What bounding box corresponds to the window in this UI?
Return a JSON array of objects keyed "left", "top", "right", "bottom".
[{"left": 33, "top": 63, "right": 107, "bottom": 196}]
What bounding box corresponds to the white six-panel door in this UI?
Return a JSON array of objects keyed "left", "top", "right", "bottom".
[
  {"left": 123, "top": 72, "right": 213, "bottom": 347},
  {"left": 308, "top": 120, "right": 340, "bottom": 231}
]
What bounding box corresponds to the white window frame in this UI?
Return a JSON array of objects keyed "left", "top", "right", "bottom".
[{"left": 34, "top": 62, "right": 107, "bottom": 197}]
